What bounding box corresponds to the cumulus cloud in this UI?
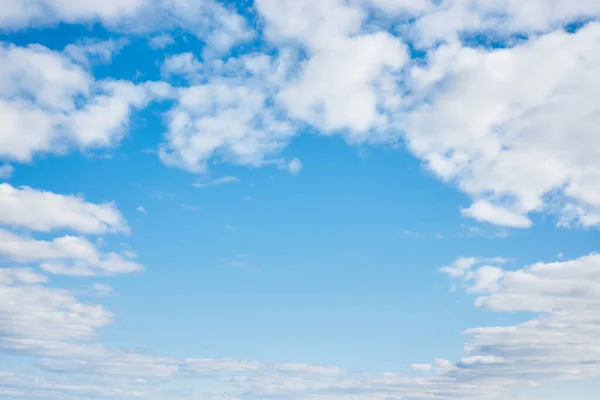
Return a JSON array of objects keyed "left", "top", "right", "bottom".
[
  {"left": 159, "top": 51, "right": 297, "bottom": 172},
  {"left": 404, "top": 22, "right": 600, "bottom": 228},
  {"left": 0, "top": 0, "right": 253, "bottom": 53},
  {"left": 258, "top": 0, "right": 408, "bottom": 139},
  {"left": 0, "top": 183, "right": 128, "bottom": 234},
  {"left": 412, "top": 0, "right": 600, "bottom": 45},
  {"left": 1, "top": 1, "right": 600, "bottom": 399},
  {"left": 0, "top": 229, "right": 142, "bottom": 276},
  {"left": 0, "top": 43, "right": 155, "bottom": 163},
  {"left": 148, "top": 33, "right": 176, "bottom": 49}
]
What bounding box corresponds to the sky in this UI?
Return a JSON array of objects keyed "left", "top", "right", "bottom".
[{"left": 1, "top": 0, "right": 600, "bottom": 399}]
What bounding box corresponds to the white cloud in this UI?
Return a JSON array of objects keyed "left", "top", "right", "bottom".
[
  {"left": 409, "top": 364, "right": 433, "bottom": 372},
  {"left": 4, "top": 253, "right": 600, "bottom": 399},
  {"left": 162, "top": 52, "right": 203, "bottom": 78},
  {"left": 258, "top": 0, "right": 408, "bottom": 138},
  {"left": 92, "top": 283, "right": 112, "bottom": 295},
  {"left": 458, "top": 355, "right": 506, "bottom": 367},
  {"left": 0, "top": 279, "right": 113, "bottom": 350},
  {"left": 193, "top": 176, "right": 240, "bottom": 188},
  {"left": 413, "top": 0, "right": 600, "bottom": 46},
  {"left": 0, "top": 268, "right": 48, "bottom": 285},
  {"left": 287, "top": 158, "right": 302, "bottom": 175},
  {"left": 136, "top": 206, "right": 146, "bottom": 214},
  {"left": 63, "top": 39, "right": 127, "bottom": 65},
  {"left": 0, "top": 229, "right": 142, "bottom": 276},
  {"left": 0, "top": 0, "right": 253, "bottom": 54},
  {"left": 148, "top": 33, "right": 176, "bottom": 49},
  {"left": 438, "top": 253, "right": 600, "bottom": 388},
  {"left": 0, "top": 43, "right": 154, "bottom": 163},
  {"left": 441, "top": 256, "right": 506, "bottom": 278},
  {"left": 0, "top": 0, "right": 144, "bottom": 28},
  {"left": 409, "top": 363, "right": 433, "bottom": 371},
  {"left": 1, "top": 2, "right": 600, "bottom": 399},
  {"left": 462, "top": 200, "right": 533, "bottom": 228},
  {"left": 185, "top": 358, "right": 262, "bottom": 373},
  {"left": 404, "top": 22, "right": 600, "bottom": 228},
  {"left": 0, "top": 183, "right": 128, "bottom": 234},
  {"left": 274, "top": 363, "right": 346, "bottom": 375},
  {"left": 159, "top": 51, "right": 297, "bottom": 172}
]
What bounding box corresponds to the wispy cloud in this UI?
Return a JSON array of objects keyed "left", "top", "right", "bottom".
[{"left": 193, "top": 176, "right": 240, "bottom": 188}]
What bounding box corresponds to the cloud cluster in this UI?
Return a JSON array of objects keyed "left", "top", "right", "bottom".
[
  {"left": 441, "top": 253, "right": 600, "bottom": 387},
  {"left": 2, "top": 0, "right": 599, "bottom": 227},
  {"left": 1, "top": 1, "right": 600, "bottom": 399},
  {"left": 0, "top": 42, "right": 154, "bottom": 162},
  {"left": 0, "top": 0, "right": 253, "bottom": 53},
  {"left": 0, "top": 183, "right": 140, "bottom": 277},
  {"left": 152, "top": 0, "right": 600, "bottom": 228},
  {"left": 159, "top": 50, "right": 298, "bottom": 172},
  {"left": 405, "top": 22, "right": 600, "bottom": 228}
]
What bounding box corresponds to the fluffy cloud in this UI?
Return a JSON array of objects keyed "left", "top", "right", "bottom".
[
  {"left": 0, "top": 268, "right": 48, "bottom": 285},
  {"left": 0, "top": 277, "right": 113, "bottom": 352},
  {"left": 413, "top": 0, "right": 600, "bottom": 45},
  {"left": 0, "top": 0, "right": 252, "bottom": 54},
  {"left": 2, "top": 0, "right": 600, "bottom": 229},
  {"left": 0, "top": 229, "right": 141, "bottom": 276},
  {"left": 63, "top": 39, "right": 127, "bottom": 65},
  {"left": 0, "top": 43, "right": 154, "bottom": 163},
  {"left": 0, "top": 183, "right": 128, "bottom": 234},
  {"left": 0, "top": 0, "right": 144, "bottom": 28},
  {"left": 159, "top": 51, "right": 297, "bottom": 172},
  {"left": 258, "top": 0, "right": 407, "bottom": 138},
  {"left": 2, "top": 2, "right": 600, "bottom": 399},
  {"left": 404, "top": 22, "right": 600, "bottom": 227},
  {"left": 148, "top": 33, "right": 176, "bottom": 49}
]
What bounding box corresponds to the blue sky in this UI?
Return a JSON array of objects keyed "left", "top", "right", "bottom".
[{"left": 1, "top": 1, "right": 600, "bottom": 399}]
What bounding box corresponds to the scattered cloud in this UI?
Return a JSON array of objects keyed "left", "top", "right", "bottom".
[
  {"left": 0, "top": 183, "right": 129, "bottom": 234},
  {"left": 136, "top": 206, "right": 146, "bottom": 214},
  {"left": 0, "top": 229, "right": 142, "bottom": 276},
  {"left": 409, "top": 363, "right": 433, "bottom": 372},
  {"left": 193, "top": 176, "right": 240, "bottom": 188},
  {"left": 287, "top": 158, "right": 302, "bottom": 175},
  {"left": 63, "top": 38, "right": 128, "bottom": 65},
  {"left": 1, "top": 1, "right": 600, "bottom": 399},
  {"left": 92, "top": 283, "right": 112, "bottom": 295},
  {"left": 148, "top": 33, "right": 176, "bottom": 49}
]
